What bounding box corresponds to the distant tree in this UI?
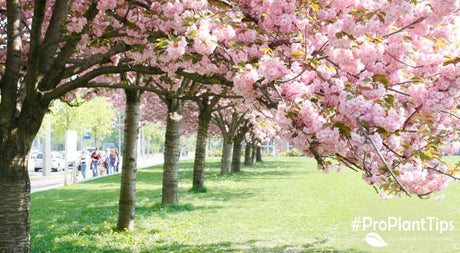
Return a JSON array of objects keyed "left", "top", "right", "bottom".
[
  {"left": 143, "top": 123, "right": 166, "bottom": 154},
  {"left": 212, "top": 102, "right": 249, "bottom": 175},
  {"left": 231, "top": 119, "right": 250, "bottom": 173},
  {"left": 46, "top": 97, "right": 115, "bottom": 148}
]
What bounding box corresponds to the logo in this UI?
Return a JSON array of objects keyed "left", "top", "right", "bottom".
[{"left": 364, "top": 232, "right": 388, "bottom": 247}]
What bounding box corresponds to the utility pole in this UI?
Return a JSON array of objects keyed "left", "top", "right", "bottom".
[
  {"left": 42, "top": 119, "right": 52, "bottom": 176},
  {"left": 117, "top": 110, "right": 122, "bottom": 155}
]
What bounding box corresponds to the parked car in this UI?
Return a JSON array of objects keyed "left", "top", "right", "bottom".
[
  {"left": 60, "top": 151, "right": 78, "bottom": 169},
  {"left": 34, "top": 152, "right": 65, "bottom": 172},
  {"left": 29, "top": 150, "right": 39, "bottom": 160}
]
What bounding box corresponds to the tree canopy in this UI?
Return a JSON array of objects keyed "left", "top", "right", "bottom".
[{"left": 0, "top": 0, "right": 459, "bottom": 250}]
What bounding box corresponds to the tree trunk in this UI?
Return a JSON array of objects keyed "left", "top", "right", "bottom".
[
  {"left": 244, "top": 142, "right": 252, "bottom": 166},
  {"left": 256, "top": 146, "right": 263, "bottom": 162},
  {"left": 0, "top": 150, "right": 32, "bottom": 253},
  {"left": 220, "top": 138, "right": 233, "bottom": 175},
  {"left": 251, "top": 143, "right": 257, "bottom": 164},
  {"left": 117, "top": 90, "right": 141, "bottom": 231},
  {"left": 0, "top": 95, "right": 48, "bottom": 252},
  {"left": 231, "top": 138, "right": 243, "bottom": 173},
  {"left": 192, "top": 109, "right": 211, "bottom": 191},
  {"left": 162, "top": 98, "right": 184, "bottom": 205}
]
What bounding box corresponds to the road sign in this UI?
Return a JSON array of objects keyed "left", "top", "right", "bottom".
[{"left": 83, "top": 132, "right": 91, "bottom": 140}]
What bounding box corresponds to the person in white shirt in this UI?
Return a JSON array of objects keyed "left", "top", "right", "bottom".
[{"left": 79, "top": 151, "right": 89, "bottom": 179}]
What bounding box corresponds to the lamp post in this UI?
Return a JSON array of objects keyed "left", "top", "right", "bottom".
[{"left": 117, "top": 110, "right": 122, "bottom": 155}]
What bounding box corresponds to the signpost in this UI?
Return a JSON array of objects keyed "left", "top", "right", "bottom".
[
  {"left": 64, "top": 130, "right": 77, "bottom": 185},
  {"left": 42, "top": 120, "right": 52, "bottom": 176}
]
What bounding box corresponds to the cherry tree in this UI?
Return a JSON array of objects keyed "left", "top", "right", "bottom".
[
  {"left": 230, "top": 0, "right": 460, "bottom": 197},
  {"left": 0, "top": 0, "right": 234, "bottom": 250},
  {"left": 211, "top": 99, "right": 251, "bottom": 174},
  {"left": 242, "top": 108, "right": 279, "bottom": 166},
  {"left": 1, "top": 0, "right": 458, "bottom": 251},
  {"left": 231, "top": 118, "right": 251, "bottom": 172},
  {"left": 189, "top": 92, "right": 222, "bottom": 191}
]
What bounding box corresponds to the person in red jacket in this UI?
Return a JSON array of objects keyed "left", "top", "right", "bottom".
[{"left": 91, "top": 147, "right": 102, "bottom": 177}]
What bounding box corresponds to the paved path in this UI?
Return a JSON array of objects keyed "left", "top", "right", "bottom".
[{"left": 30, "top": 153, "right": 192, "bottom": 193}]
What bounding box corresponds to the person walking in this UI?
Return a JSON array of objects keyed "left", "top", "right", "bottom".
[
  {"left": 79, "top": 150, "right": 89, "bottom": 180},
  {"left": 114, "top": 148, "right": 120, "bottom": 173},
  {"left": 91, "top": 147, "right": 101, "bottom": 177},
  {"left": 109, "top": 149, "right": 118, "bottom": 174},
  {"left": 104, "top": 149, "right": 111, "bottom": 175}
]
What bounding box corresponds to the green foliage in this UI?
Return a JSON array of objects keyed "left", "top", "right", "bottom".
[
  {"left": 143, "top": 122, "right": 166, "bottom": 153},
  {"left": 207, "top": 149, "right": 222, "bottom": 157},
  {"left": 38, "top": 97, "right": 116, "bottom": 149},
  {"left": 279, "top": 148, "right": 304, "bottom": 157},
  {"left": 81, "top": 97, "right": 116, "bottom": 147},
  {"left": 188, "top": 186, "right": 208, "bottom": 193},
  {"left": 30, "top": 156, "right": 460, "bottom": 252}
]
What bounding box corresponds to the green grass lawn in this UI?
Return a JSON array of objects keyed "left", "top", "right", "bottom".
[{"left": 31, "top": 156, "right": 460, "bottom": 252}]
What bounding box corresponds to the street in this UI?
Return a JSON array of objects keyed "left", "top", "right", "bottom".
[{"left": 29, "top": 153, "right": 189, "bottom": 193}]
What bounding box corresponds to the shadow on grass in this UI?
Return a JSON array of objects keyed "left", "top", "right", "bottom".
[
  {"left": 150, "top": 239, "right": 366, "bottom": 253},
  {"left": 37, "top": 238, "right": 365, "bottom": 253},
  {"left": 136, "top": 202, "right": 222, "bottom": 217},
  {"left": 184, "top": 187, "right": 259, "bottom": 203},
  {"left": 82, "top": 159, "right": 312, "bottom": 187}
]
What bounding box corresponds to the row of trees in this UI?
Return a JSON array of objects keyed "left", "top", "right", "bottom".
[
  {"left": 1, "top": 0, "right": 459, "bottom": 251},
  {"left": 114, "top": 79, "right": 270, "bottom": 229}
]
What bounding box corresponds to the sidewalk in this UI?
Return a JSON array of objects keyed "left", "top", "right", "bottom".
[{"left": 30, "top": 153, "right": 192, "bottom": 193}]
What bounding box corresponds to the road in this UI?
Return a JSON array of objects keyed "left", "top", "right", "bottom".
[{"left": 30, "top": 153, "right": 191, "bottom": 193}]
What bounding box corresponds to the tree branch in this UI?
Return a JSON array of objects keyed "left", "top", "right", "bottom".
[
  {"left": 43, "top": 65, "right": 163, "bottom": 101},
  {"left": 0, "top": 0, "right": 22, "bottom": 128},
  {"left": 24, "top": 0, "right": 48, "bottom": 96},
  {"left": 425, "top": 165, "right": 460, "bottom": 181},
  {"left": 335, "top": 153, "right": 360, "bottom": 172},
  {"left": 384, "top": 50, "right": 423, "bottom": 68},
  {"left": 62, "top": 42, "right": 130, "bottom": 78},
  {"left": 441, "top": 110, "right": 460, "bottom": 120},
  {"left": 383, "top": 17, "right": 426, "bottom": 38},
  {"left": 39, "top": 0, "right": 72, "bottom": 75},
  {"left": 386, "top": 87, "right": 411, "bottom": 96},
  {"left": 358, "top": 120, "right": 411, "bottom": 196},
  {"left": 39, "top": 2, "right": 99, "bottom": 91},
  {"left": 402, "top": 104, "right": 423, "bottom": 130}
]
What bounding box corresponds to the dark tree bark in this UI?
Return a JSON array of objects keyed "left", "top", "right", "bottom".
[
  {"left": 256, "top": 146, "right": 263, "bottom": 162},
  {"left": 231, "top": 120, "right": 249, "bottom": 173},
  {"left": 0, "top": 98, "right": 49, "bottom": 252},
  {"left": 231, "top": 140, "right": 243, "bottom": 173},
  {"left": 244, "top": 142, "right": 252, "bottom": 166},
  {"left": 192, "top": 111, "right": 210, "bottom": 190},
  {"left": 0, "top": 93, "right": 48, "bottom": 253},
  {"left": 212, "top": 109, "right": 248, "bottom": 174},
  {"left": 220, "top": 137, "right": 233, "bottom": 175},
  {"left": 117, "top": 89, "right": 142, "bottom": 231},
  {"left": 162, "top": 98, "right": 184, "bottom": 204},
  {"left": 192, "top": 98, "right": 215, "bottom": 191},
  {"left": 0, "top": 1, "right": 40, "bottom": 251},
  {"left": 0, "top": 134, "right": 35, "bottom": 252},
  {"left": 251, "top": 142, "right": 257, "bottom": 164}
]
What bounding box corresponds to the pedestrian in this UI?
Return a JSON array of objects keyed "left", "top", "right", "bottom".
[
  {"left": 114, "top": 148, "right": 120, "bottom": 173},
  {"left": 79, "top": 150, "right": 88, "bottom": 180},
  {"left": 91, "top": 147, "right": 101, "bottom": 177},
  {"left": 109, "top": 149, "right": 118, "bottom": 174},
  {"left": 105, "top": 149, "right": 111, "bottom": 174}
]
